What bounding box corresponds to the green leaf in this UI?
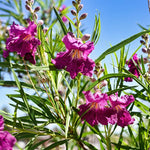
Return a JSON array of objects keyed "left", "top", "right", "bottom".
[
  {"left": 85, "top": 73, "right": 148, "bottom": 91},
  {"left": 0, "top": 80, "right": 45, "bottom": 92},
  {"left": 53, "top": 7, "right": 68, "bottom": 35},
  {"left": 10, "top": 63, "right": 37, "bottom": 125},
  {"left": 91, "top": 13, "right": 101, "bottom": 45},
  {"left": 81, "top": 140, "right": 98, "bottom": 150},
  {"left": 44, "top": 139, "right": 69, "bottom": 150},
  {"left": 30, "top": 138, "right": 50, "bottom": 149},
  {"left": 65, "top": 109, "right": 71, "bottom": 138},
  {"left": 95, "top": 30, "right": 150, "bottom": 63}
]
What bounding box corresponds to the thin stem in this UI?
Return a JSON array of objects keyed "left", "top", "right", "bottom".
[
  {"left": 72, "top": 74, "right": 81, "bottom": 127},
  {"left": 75, "top": 0, "right": 80, "bottom": 38},
  {"left": 75, "top": 74, "right": 81, "bottom": 107},
  {"left": 104, "top": 125, "right": 112, "bottom": 150},
  {"left": 23, "top": 59, "right": 40, "bottom": 97}
]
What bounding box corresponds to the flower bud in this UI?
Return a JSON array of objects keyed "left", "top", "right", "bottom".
[
  {"left": 54, "top": 95, "right": 59, "bottom": 101},
  {"left": 26, "top": 1, "right": 30, "bottom": 5},
  {"left": 140, "top": 40, "right": 146, "bottom": 45},
  {"left": 100, "top": 68, "right": 105, "bottom": 72},
  {"left": 71, "top": 10, "right": 77, "bottom": 16},
  {"left": 79, "top": 13, "right": 87, "bottom": 20},
  {"left": 25, "top": 5, "right": 31, "bottom": 11},
  {"left": 142, "top": 47, "right": 147, "bottom": 53},
  {"left": 38, "top": 20, "right": 44, "bottom": 25},
  {"left": 81, "top": 34, "right": 91, "bottom": 41},
  {"left": 34, "top": 6, "right": 40, "bottom": 12},
  {"left": 78, "top": 4, "right": 83, "bottom": 11},
  {"left": 147, "top": 48, "right": 150, "bottom": 54},
  {"left": 94, "top": 70, "right": 98, "bottom": 75},
  {"left": 43, "top": 27, "right": 48, "bottom": 33},
  {"left": 90, "top": 77, "right": 96, "bottom": 82},
  {"left": 143, "top": 58, "right": 149, "bottom": 64},
  {"left": 75, "top": 21, "right": 81, "bottom": 27},
  {"left": 28, "top": 0, "right": 34, "bottom": 3},
  {"left": 101, "top": 80, "right": 107, "bottom": 87},
  {"left": 77, "top": 0, "right": 81, "bottom": 4},
  {"left": 33, "top": 13, "right": 38, "bottom": 19},
  {"left": 72, "top": 1, "right": 77, "bottom": 7},
  {"left": 68, "top": 32, "right": 76, "bottom": 38}
]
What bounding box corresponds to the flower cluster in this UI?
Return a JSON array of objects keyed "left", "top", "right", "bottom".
[
  {"left": 52, "top": 32, "right": 95, "bottom": 79},
  {"left": 0, "top": 115, "right": 16, "bottom": 150},
  {"left": 78, "top": 91, "right": 135, "bottom": 127},
  {"left": 3, "top": 21, "right": 41, "bottom": 64},
  {"left": 124, "top": 53, "right": 140, "bottom": 82}
]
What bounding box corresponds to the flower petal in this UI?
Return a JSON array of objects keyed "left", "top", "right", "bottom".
[{"left": 81, "top": 57, "right": 95, "bottom": 77}]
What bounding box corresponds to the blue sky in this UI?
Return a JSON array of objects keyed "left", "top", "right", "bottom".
[
  {"left": 65, "top": 0, "right": 150, "bottom": 59},
  {"left": 0, "top": 0, "right": 150, "bottom": 112}
]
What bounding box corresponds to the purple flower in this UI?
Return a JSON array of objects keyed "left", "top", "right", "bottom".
[
  {"left": 78, "top": 91, "right": 109, "bottom": 126},
  {"left": 59, "top": 5, "right": 66, "bottom": 12},
  {"left": 62, "top": 16, "right": 68, "bottom": 23},
  {"left": 125, "top": 54, "right": 140, "bottom": 82},
  {"left": 59, "top": 5, "right": 68, "bottom": 23},
  {"left": 107, "top": 93, "right": 135, "bottom": 127},
  {"left": 0, "top": 116, "right": 16, "bottom": 150},
  {"left": 52, "top": 32, "right": 95, "bottom": 79},
  {"left": 3, "top": 21, "right": 41, "bottom": 64},
  {"left": 0, "top": 116, "right": 4, "bottom": 131},
  {"left": 0, "top": 131, "right": 16, "bottom": 150},
  {"left": 78, "top": 92, "right": 135, "bottom": 128}
]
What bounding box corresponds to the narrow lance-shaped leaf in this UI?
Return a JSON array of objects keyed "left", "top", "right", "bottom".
[
  {"left": 53, "top": 7, "right": 68, "bottom": 35},
  {"left": 91, "top": 13, "right": 101, "bottom": 45},
  {"left": 95, "top": 30, "right": 150, "bottom": 63},
  {"left": 85, "top": 73, "right": 148, "bottom": 91},
  {"left": 10, "top": 63, "right": 37, "bottom": 125}
]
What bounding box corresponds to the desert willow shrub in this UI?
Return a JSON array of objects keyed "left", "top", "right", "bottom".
[{"left": 0, "top": 0, "right": 150, "bottom": 149}]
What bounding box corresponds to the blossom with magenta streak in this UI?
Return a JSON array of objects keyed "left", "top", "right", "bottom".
[
  {"left": 0, "top": 115, "right": 16, "bottom": 150},
  {"left": 124, "top": 53, "right": 140, "bottom": 82},
  {"left": 78, "top": 91, "right": 109, "bottom": 126},
  {"left": 52, "top": 32, "right": 95, "bottom": 79},
  {"left": 0, "top": 116, "right": 4, "bottom": 131},
  {"left": 78, "top": 91, "right": 135, "bottom": 127},
  {"left": 107, "top": 93, "right": 135, "bottom": 127},
  {"left": 3, "top": 21, "right": 41, "bottom": 64}
]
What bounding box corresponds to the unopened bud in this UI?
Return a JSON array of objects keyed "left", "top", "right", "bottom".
[
  {"left": 75, "top": 21, "right": 81, "bottom": 27},
  {"left": 101, "top": 80, "right": 107, "bottom": 87},
  {"left": 142, "top": 33, "right": 149, "bottom": 41},
  {"left": 25, "top": 5, "right": 31, "bottom": 11},
  {"left": 90, "top": 77, "right": 96, "bottom": 82},
  {"left": 143, "top": 58, "right": 149, "bottom": 64},
  {"left": 26, "top": 1, "right": 30, "bottom": 5},
  {"left": 79, "top": 13, "right": 87, "bottom": 20},
  {"left": 147, "top": 48, "right": 150, "bottom": 54},
  {"left": 72, "top": 1, "right": 77, "bottom": 7},
  {"left": 54, "top": 95, "right": 59, "bottom": 101},
  {"left": 78, "top": 4, "right": 83, "bottom": 11},
  {"left": 77, "top": 0, "right": 81, "bottom": 4},
  {"left": 71, "top": 10, "right": 77, "bottom": 16},
  {"left": 43, "top": 27, "right": 48, "bottom": 33},
  {"left": 101, "top": 68, "right": 105, "bottom": 72},
  {"left": 68, "top": 32, "right": 76, "bottom": 38},
  {"left": 34, "top": 6, "right": 40, "bottom": 12},
  {"left": 28, "top": 0, "right": 34, "bottom": 3},
  {"left": 140, "top": 40, "right": 146, "bottom": 45},
  {"left": 38, "top": 20, "right": 44, "bottom": 25},
  {"left": 94, "top": 70, "right": 98, "bottom": 75},
  {"left": 33, "top": 13, "right": 38, "bottom": 19},
  {"left": 142, "top": 48, "right": 147, "bottom": 53},
  {"left": 81, "top": 34, "right": 91, "bottom": 41}
]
